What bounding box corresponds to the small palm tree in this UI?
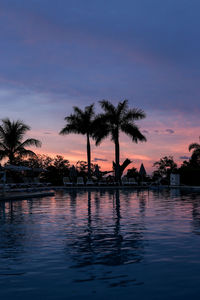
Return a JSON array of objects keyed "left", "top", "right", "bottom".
[
  {"left": 189, "top": 140, "right": 200, "bottom": 154},
  {"left": 189, "top": 138, "right": 200, "bottom": 166},
  {"left": 95, "top": 100, "right": 146, "bottom": 182},
  {"left": 0, "top": 118, "right": 42, "bottom": 164},
  {"left": 60, "top": 104, "right": 98, "bottom": 178}
]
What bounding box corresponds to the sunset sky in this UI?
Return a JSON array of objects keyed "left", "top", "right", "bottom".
[{"left": 0, "top": 0, "right": 200, "bottom": 173}]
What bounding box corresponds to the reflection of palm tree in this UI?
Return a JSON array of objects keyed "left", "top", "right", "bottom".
[
  {"left": 60, "top": 104, "right": 98, "bottom": 179},
  {"left": 87, "top": 191, "right": 92, "bottom": 249},
  {"left": 191, "top": 195, "right": 200, "bottom": 234},
  {"left": 0, "top": 118, "right": 41, "bottom": 164},
  {"left": 138, "top": 192, "right": 147, "bottom": 216},
  {"left": 65, "top": 190, "right": 145, "bottom": 267},
  {"left": 95, "top": 100, "right": 146, "bottom": 182},
  {"left": 113, "top": 190, "right": 123, "bottom": 264},
  {"left": 0, "top": 201, "right": 26, "bottom": 259},
  {"left": 69, "top": 190, "right": 77, "bottom": 217}
]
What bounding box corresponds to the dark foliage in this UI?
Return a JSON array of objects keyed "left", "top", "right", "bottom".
[
  {"left": 95, "top": 100, "right": 146, "bottom": 182},
  {"left": 0, "top": 118, "right": 41, "bottom": 164}
]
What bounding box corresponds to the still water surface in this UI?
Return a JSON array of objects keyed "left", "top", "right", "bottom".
[{"left": 1, "top": 189, "right": 200, "bottom": 299}]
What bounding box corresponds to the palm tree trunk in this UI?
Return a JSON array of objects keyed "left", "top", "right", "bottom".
[
  {"left": 87, "top": 134, "right": 91, "bottom": 179},
  {"left": 115, "top": 134, "right": 120, "bottom": 183},
  {"left": 9, "top": 152, "right": 15, "bottom": 165}
]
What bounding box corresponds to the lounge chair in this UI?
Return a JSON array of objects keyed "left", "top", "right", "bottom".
[
  {"left": 63, "top": 177, "right": 73, "bottom": 186},
  {"left": 141, "top": 181, "right": 149, "bottom": 186},
  {"left": 121, "top": 176, "right": 129, "bottom": 185},
  {"left": 86, "top": 179, "right": 94, "bottom": 186},
  {"left": 77, "top": 177, "right": 84, "bottom": 186},
  {"left": 17, "top": 177, "right": 32, "bottom": 188},
  {"left": 149, "top": 178, "right": 162, "bottom": 186},
  {"left": 128, "top": 178, "right": 138, "bottom": 186},
  {"left": 33, "top": 177, "right": 43, "bottom": 187},
  {"left": 98, "top": 180, "right": 106, "bottom": 186}
]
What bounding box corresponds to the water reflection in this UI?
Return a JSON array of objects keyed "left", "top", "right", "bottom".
[
  {"left": 190, "top": 193, "right": 200, "bottom": 234},
  {"left": 65, "top": 190, "right": 145, "bottom": 267},
  {"left": 1, "top": 190, "right": 200, "bottom": 299},
  {"left": 0, "top": 201, "right": 26, "bottom": 260}
]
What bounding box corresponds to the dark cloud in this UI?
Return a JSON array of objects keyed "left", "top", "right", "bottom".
[
  {"left": 179, "top": 156, "right": 190, "bottom": 160},
  {"left": 93, "top": 158, "right": 108, "bottom": 162},
  {"left": 1, "top": 0, "right": 200, "bottom": 117},
  {"left": 44, "top": 132, "right": 51, "bottom": 135},
  {"left": 166, "top": 129, "right": 175, "bottom": 134}
]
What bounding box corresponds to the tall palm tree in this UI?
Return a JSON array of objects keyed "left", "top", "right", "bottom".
[
  {"left": 0, "top": 118, "right": 42, "bottom": 164},
  {"left": 60, "top": 104, "right": 97, "bottom": 178},
  {"left": 95, "top": 100, "right": 146, "bottom": 182}
]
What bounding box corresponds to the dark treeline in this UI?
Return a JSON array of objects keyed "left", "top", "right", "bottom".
[
  {"left": 150, "top": 148, "right": 200, "bottom": 185},
  {"left": 60, "top": 99, "right": 146, "bottom": 183},
  {"left": 0, "top": 100, "right": 147, "bottom": 185},
  {"left": 0, "top": 100, "right": 200, "bottom": 186}
]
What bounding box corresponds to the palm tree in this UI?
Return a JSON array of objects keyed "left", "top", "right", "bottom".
[
  {"left": 189, "top": 140, "right": 200, "bottom": 154},
  {"left": 0, "top": 118, "right": 42, "bottom": 164},
  {"left": 95, "top": 100, "right": 146, "bottom": 182},
  {"left": 60, "top": 104, "right": 98, "bottom": 178},
  {"left": 189, "top": 138, "right": 200, "bottom": 166}
]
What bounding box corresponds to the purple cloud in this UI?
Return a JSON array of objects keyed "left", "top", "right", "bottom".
[
  {"left": 166, "top": 129, "right": 175, "bottom": 134},
  {"left": 93, "top": 158, "right": 108, "bottom": 162}
]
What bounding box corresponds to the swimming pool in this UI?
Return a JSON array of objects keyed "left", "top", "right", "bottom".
[{"left": 0, "top": 189, "right": 200, "bottom": 299}]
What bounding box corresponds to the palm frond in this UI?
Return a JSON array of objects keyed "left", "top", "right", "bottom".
[
  {"left": 85, "top": 104, "right": 95, "bottom": 117},
  {"left": 16, "top": 148, "right": 37, "bottom": 158},
  {"left": 99, "top": 100, "right": 116, "bottom": 114},
  {"left": 72, "top": 106, "right": 84, "bottom": 117},
  {"left": 92, "top": 113, "right": 111, "bottom": 145},
  {"left": 18, "top": 138, "right": 42, "bottom": 149},
  {"left": 61, "top": 104, "right": 96, "bottom": 136},
  {"left": 189, "top": 143, "right": 200, "bottom": 151},
  {"left": 116, "top": 100, "right": 128, "bottom": 117},
  {"left": 121, "top": 122, "right": 146, "bottom": 142},
  {"left": 94, "top": 128, "right": 110, "bottom": 146},
  {"left": 119, "top": 158, "right": 132, "bottom": 177},
  {"left": 60, "top": 123, "right": 86, "bottom": 135},
  {"left": 122, "top": 108, "right": 146, "bottom": 122},
  {"left": 0, "top": 118, "right": 41, "bottom": 163},
  {"left": 0, "top": 142, "right": 7, "bottom": 150}
]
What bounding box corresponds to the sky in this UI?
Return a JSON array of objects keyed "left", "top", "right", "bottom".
[{"left": 0, "top": 0, "right": 200, "bottom": 173}]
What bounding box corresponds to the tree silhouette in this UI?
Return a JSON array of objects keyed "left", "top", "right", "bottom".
[
  {"left": 95, "top": 100, "right": 146, "bottom": 182},
  {"left": 0, "top": 118, "right": 41, "bottom": 164},
  {"left": 153, "top": 156, "right": 177, "bottom": 179},
  {"left": 60, "top": 104, "right": 99, "bottom": 178},
  {"left": 189, "top": 138, "right": 200, "bottom": 167}
]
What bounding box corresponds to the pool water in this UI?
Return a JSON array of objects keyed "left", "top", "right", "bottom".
[{"left": 1, "top": 189, "right": 200, "bottom": 299}]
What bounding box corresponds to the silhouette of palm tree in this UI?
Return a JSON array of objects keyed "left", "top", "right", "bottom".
[
  {"left": 189, "top": 138, "right": 200, "bottom": 165},
  {"left": 0, "top": 118, "right": 41, "bottom": 164},
  {"left": 189, "top": 141, "right": 200, "bottom": 155},
  {"left": 95, "top": 100, "right": 146, "bottom": 182},
  {"left": 60, "top": 104, "right": 98, "bottom": 178}
]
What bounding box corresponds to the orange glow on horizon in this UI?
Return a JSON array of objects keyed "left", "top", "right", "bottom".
[{"left": 26, "top": 112, "right": 199, "bottom": 175}]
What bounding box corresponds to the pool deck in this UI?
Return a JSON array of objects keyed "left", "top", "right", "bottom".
[
  {"left": 1, "top": 184, "right": 200, "bottom": 201},
  {"left": 53, "top": 185, "right": 200, "bottom": 191},
  {"left": 0, "top": 189, "right": 55, "bottom": 201}
]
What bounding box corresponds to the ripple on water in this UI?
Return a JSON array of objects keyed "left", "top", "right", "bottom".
[{"left": 1, "top": 189, "right": 200, "bottom": 299}]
